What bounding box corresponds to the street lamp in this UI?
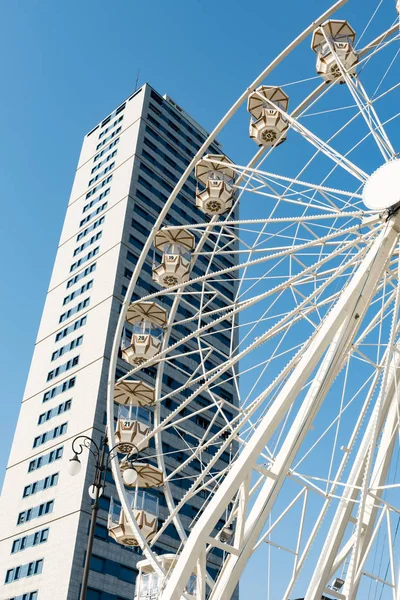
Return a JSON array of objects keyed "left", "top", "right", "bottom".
[{"left": 68, "top": 434, "right": 138, "bottom": 600}]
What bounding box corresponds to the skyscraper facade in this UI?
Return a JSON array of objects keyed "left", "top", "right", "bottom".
[{"left": 0, "top": 84, "right": 238, "bottom": 600}]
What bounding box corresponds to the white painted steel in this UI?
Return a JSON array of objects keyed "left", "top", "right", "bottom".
[
  {"left": 107, "top": 0, "right": 349, "bottom": 573},
  {"left": 162, "top": 217, "right": 400, "bottom": 600},
  {"left": 105, "top": 1, "right": 400, "bottom": 599}
]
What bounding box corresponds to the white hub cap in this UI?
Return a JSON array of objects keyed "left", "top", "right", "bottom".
[{"left": 362, "top": 159, "right": 400, "bottom": 210}]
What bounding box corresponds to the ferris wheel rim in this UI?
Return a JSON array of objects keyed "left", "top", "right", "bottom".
[
  {"left": 105, "top": 0, "right": 353, "bottom": 576},
  {"left": 104, "top": 0, "right": 400, "bottom": 596}
]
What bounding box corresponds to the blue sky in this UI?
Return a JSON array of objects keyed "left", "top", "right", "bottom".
[
  {"left": 0, "top": 0, "right": 397, "bottom": 597},
  {"left": 0, "top": 0, "right": 337, "bottom": 481}
]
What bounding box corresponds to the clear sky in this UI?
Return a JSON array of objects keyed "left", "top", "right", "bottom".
[
  {"left": 0, "top": 0, "right": 337, "bottom": 482},
  {"left": 0, "top": 0, "right": 396, "bottom": 597}
]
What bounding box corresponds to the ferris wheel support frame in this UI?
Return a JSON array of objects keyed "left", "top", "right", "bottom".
[
  {"left": 305, "top": 337, "right": 400, "bottom": 600},
  {"left": 160, "top": 210, "right": 400, "bottom": 600}
]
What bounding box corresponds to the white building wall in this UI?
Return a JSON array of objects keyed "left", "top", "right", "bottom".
[
  {"left": 0, "top": 88, "right": 147, "bottom": 600},
  {"left": 0, "top": 83, "right": 237, "bottom": 600}
]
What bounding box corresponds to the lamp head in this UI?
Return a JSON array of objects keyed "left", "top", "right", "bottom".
[
  {"left": 123, "top": 466, "right": 138, "bottom": 486},
  {"left": 88, "top": 484, "right": 104, "bottom": 499},
  {"left": 68, "top": 454, "right": 82, "bottom": 476}
]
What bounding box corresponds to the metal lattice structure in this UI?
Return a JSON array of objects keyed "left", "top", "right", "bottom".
[{"left": 106, "top": 1, "right": 400, "bottom": 598}]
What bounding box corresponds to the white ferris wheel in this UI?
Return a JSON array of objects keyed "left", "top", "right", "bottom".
[{"left": 106, "top": 1, "right": 400, "bottom": 598}]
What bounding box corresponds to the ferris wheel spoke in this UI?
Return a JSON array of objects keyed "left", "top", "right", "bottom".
[
  {"left": 161, "top": 213, "right": 400, "bottom": 600},
  {"left": 205, "top": 158, "right": 364, "bottom": 204},
  {"left": 115, "top": 223, "right": 374, "bottom": 385},
  {"left": 357, "top": 80, "right": 397, "bottom": 156},
  {"left": 120, "top": 229, "right": 373, "bottom": 396},
  {"left": 358, "top": 22, "right": 400, "bottom": 59},
  {"left": 175, "top": 212, "right": 367, "bottom": 232},
  {"left": 320, "top": 29, "right": 396, "bottom": 161},
  {"left": 255, "top": 90, "right": 369, "bottom": 183}
]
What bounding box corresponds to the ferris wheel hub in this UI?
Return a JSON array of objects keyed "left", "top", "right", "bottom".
[{"left": 362, "top": 159, "right": 400, "bottom": 210}]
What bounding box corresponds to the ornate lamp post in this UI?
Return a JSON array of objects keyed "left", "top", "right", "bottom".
[{"left": 68, "top": 434, "right": 138, "bottom": 600}]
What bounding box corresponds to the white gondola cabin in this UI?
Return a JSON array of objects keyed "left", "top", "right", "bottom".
[
  {"left": 152, "top": 228, "right": 195, "bottom": 288},
  {"left": 248, "top": 86, "right": 289, "bottom": 147},
  {"left": 134, "top": 554, "right": 197, "bottom": 600},
  {"left": 115, "top": 405, "right": 152, "bottom": 451},
  {"left": 195, "top": 154, "right": 236, "bottom": 215},
  {"left": 121, "top": 302, "right": 167, "bottom": 366},
  {"left": 311, "top": 20, "right": 358, "bottom": 83},
  {"left": 108, "top": 492, "right": 159, "bottom": 547},
  {"left": 114, "top": 381, "right": 155, "bottom": 452}
]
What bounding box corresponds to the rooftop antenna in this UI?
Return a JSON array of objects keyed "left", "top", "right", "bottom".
[{"left": 134, "top": 69, "right": 140, "bottom": 92}]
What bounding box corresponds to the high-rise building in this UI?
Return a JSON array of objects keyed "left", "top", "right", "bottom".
[{"left": 0, "top": 83, "right": 238, "bottom": 600}]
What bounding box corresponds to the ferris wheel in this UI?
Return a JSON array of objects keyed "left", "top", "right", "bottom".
[{"left": 106, "top": 1, "right": 400, "bottom": 598}]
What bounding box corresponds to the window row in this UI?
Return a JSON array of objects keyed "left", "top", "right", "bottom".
[
  {"left": 63, "top": 280, "right": 93, "bottom": 305},
  {"left": 125, "top": 252, "right": 154, "bottom": 283},
  {"left": 95, "top": 127, "right": 121, "bottom": 150},
  {"left": 80, "top": 201, "right": 108, "bottom": 227},
  {"left": 136, "top": 172, "right": 202, "bottom": 231},
  {"left": 67, "top": 263, "right": 96, "bottom": 290},
  {"left": 47, "top": 355, "right": 79, "bottom": 381},
  {"left": 33, "top": 423, "right": 68, "bottom": 449},
  {"left": 55, "top": 315, "right": 87, "bottom": 342},
  {"left": 143, "top": 131, "right": 188, "bottom": 170},
  {"left": 60, "top": 296, "right": 90, "bottom": 321},
  {"left": 98, "top": 115, "right": 123, "bottom": 140},
  {"left": 93, "top": 137, "right": 119, "bottom": 162},
  {"left": 134, "top": 189, "right": 160, "bottom": 218},
  {"left": 51, "top": 335, "right": 83, "bottom": 361},
  {"left": 100, "top": 101, "right": 125, "bottom": 131},
  {"left": 73, "top": 232, "right": 102, "bottom": 256},
  {"left": 70, "top": 244, "right": 99, "bottom": 272},
  {"left": 90, "top": 553, "right": 136, "bottom": 584},
  {"left": 142, "top": 147, "right": 195, "bottom": 193},
  {"left": 88, "top": 162, "right": 114, "bottom": 186},
  {"left": 17, "top": 500, "right": 54, "bottom": 525},
  {"left": 82, "top": 187, "right": 110, "bottom": 214},
  {"left": 137, "top": 173, "right": 195, "bottom": 225},
  {"left": 38, "top": 399, "right": 72, "bottom": 424},
  {"left": 138, "top": 162, "right": 195, "bottom": 212},
  {"left": 130, "top": 216, "right": 148, "bottom": 237},
  {"left": 5, "top": 559, "right": 43, "bottom": 583},
  {"left": 129, "top": 234, "right": 143, "bottom": 252},
  {"left": 145, "top": 123, "right": 187, "bottom": 161},
  {"left": 86, "top": 175, "right": 112, "bottom": 199},
  {"left": 77, "top": 216, "right": 104, "bottom": 241},
  {"left": 149, "top": 89, "right": 217, "bottom": 148},
  {"left": 28, "top": 446, "right": 63, "bottom": 473},
  {"left": 23, "top": 473, "right": 58, "bottom": 498},
  {"left": 86, "top": 589, "right": 129, "bottom": 600},
  {"left": 148, "top": 100, "right": 205, "bottom": 154},
  {"left": 147, "top": 111, "right": 196, "bottom": 159},
  {"left": 93, "top": 522, "right": 141, "bottom": 555},
  {"left": 43, "top": 376, "right": 76, "bottom": 403},
  {"left": 6, "top": 592, "right": 38, "bottom": 600},
  {"left": 11, "top": 528, "right": 49, "bottom": 554},
  {"left": 91, "top": 149, "right": 117, "bottom": 174}
]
